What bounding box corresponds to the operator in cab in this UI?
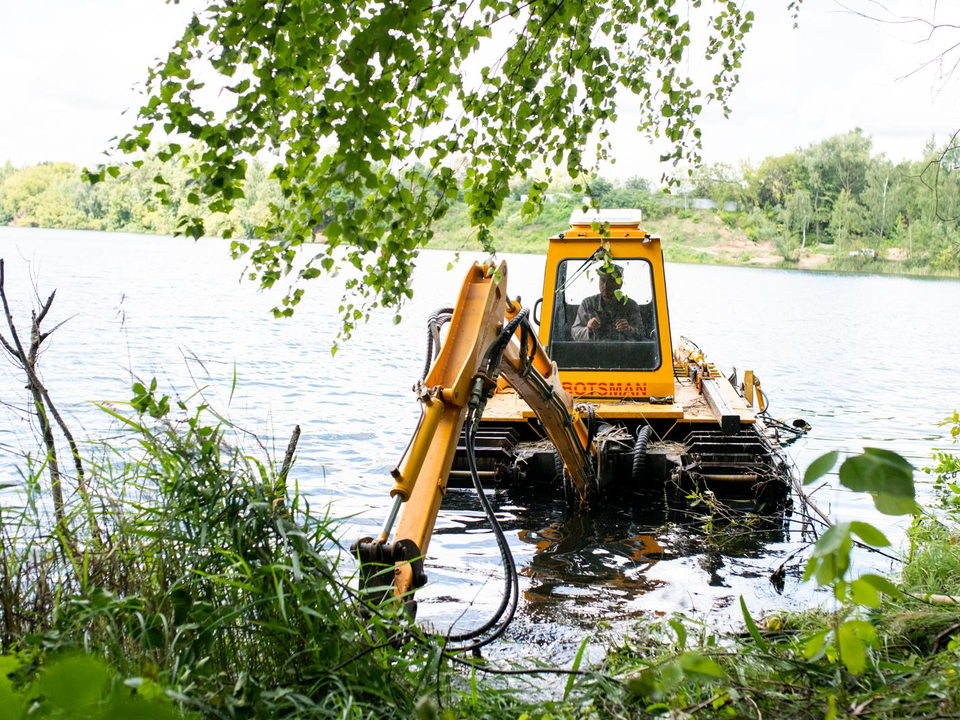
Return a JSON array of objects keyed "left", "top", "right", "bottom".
[{"left": 571, "top": 265, "right": 644, "bottom": 341}]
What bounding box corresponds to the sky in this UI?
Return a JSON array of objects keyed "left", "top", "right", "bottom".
[{"left": 1, "top": 0, "right": 959, "bottom": 180}]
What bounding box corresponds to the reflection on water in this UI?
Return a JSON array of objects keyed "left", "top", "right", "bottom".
[
  {"left": 1, "top": 227, "right": 958, "bottom": 646},
  {"left": 421, "top": 485, "right": 801, "bottom": 635}
]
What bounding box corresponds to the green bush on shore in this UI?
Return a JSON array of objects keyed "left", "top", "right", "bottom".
[{"left": 1, "top": 381, "right": 437, "bottom": 718}]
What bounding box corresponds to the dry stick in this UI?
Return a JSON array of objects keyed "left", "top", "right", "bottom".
[
  {"left": 792, "top": 476, "right": 833, "bottom": 528},
  {"left": 794, "top": 476, "right": 903, "bottom": 563},
  {"left": 441, "top": 651, "right": 611, "bottom": 680},
  {"left": 0, "top": 264, "right": 98, "bottom": 562},
  {"left": 36, "top": 379, "right": 103, "bottom": 548},
  {"left": 27, "top": 304, "right": 102, "bottom": 547},
  {"left": 0, "top": 261, "right": 67, "bottom": 535},
  {"left": 932, "top": 621, "right": 960, "bottom": 654},
  {"left": 275, "top": 424, "right": 301, "bottom": 506}
]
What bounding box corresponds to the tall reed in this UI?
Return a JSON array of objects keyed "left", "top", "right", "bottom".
[{"left": 1, "top": 381, "right": 435, "bottom": 718}]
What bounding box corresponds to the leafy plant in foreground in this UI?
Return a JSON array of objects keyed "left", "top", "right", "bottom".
[
  {"left": 593, "top": 445, "right": 948, "bottom": 719},
  {"left": 799, "top": 449, "right": 915, "bottom": 675},
  {"left": 0, "top": 653, "right": 187, "bottom": 719},
  {"left": 2, "top": 380, "right": 437, "bottom": 718}
]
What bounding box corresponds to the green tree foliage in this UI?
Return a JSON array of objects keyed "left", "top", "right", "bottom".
[
  {"left": 0, "top": 163, "right": 86, "bottom": 229},
  {"left": 6, "top": 128, "right": 960, "bottom": 277},
  {"left": 689, "top": 129, "right": 960, "bottom": 271},
  {"left": 860, "top": 159, "right": 902, "bottom": 255},
  {"left": 0, "top": 157, "right": 281, "bottom": 237},
  {"left": 829, "top": 188, "right": 860, "bottom": 254},
  {"left": 692, "top": 161, "right": 743, "bottom": 208},
  {"left": 786, "top": 189, "right": 812, "bottom": 249},
  {"left": 750, "top": 152, "right": 804, "bottom": 208},
  {"left": 86, "top": 0, "right": 761, "bottom": 334}
]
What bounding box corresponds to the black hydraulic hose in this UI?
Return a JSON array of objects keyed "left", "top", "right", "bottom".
[
  {"left": 445, "top": 310, "right": 531, "bottom": 649},
  {"left": 444, "top": 407, "right": 519, "bottom": 649},
  {"left": 420, "top": 307, "right": 454, "bottom": 382},
  {"left": 480, "top": 308, "right": 529, "bottom": 379},
  {"left": 581, "top": 403, "right": 596, "bottom": 449},
  {"left": 632, "top": 424, "right": 652, "bottom": 482}
]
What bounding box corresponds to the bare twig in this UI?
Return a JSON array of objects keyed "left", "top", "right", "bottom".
[
  {"left": 275, "top": 424, "right": 301, "bottom": 507},
  {"left": 0, "top": 259, "right": 97, "bottom": 551},
  {"left": 0, "top": 260, "right": 66, "bottom": 532},
  {"left": 932, "top": 620, "right": 960, "bottom": 653},
  {"left": 441, "top": 650, "right": 612, "bottom": 680}
]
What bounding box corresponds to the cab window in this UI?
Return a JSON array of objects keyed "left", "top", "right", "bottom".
[{"left": 548, "top": 258, "right": 660, "bottom": 371}]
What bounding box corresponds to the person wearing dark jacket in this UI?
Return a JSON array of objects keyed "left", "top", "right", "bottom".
[{"left": 571, "top": 266, "right": 644, "bottom": 341}]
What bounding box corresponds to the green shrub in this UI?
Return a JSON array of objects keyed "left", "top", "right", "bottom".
[
  {"left": 717, "top": 210, "right": 740, "bottom": 229},
  {"left": 1, "top": 381, "right": 433, "bottom": 718}
]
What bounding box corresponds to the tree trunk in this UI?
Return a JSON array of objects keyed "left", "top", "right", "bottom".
[{"left": 873, "top": 175, "right": 889, "bottom": 260}]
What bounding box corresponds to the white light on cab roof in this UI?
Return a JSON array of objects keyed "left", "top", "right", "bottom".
[{"left": 568, "top": 209, "right": 643, "bottom": 227}]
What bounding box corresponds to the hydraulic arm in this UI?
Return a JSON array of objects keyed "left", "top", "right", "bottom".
[{"left": 353, "top": 261, "right": 597, "bottom": 617}]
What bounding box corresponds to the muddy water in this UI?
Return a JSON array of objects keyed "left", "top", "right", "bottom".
[{"left": 1, "top": 227, "right": 959, "bottom": 660}]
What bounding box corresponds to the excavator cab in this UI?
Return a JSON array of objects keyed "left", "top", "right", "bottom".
[{"left": 539, "top": 210, "right": 674, "bottom": 398}]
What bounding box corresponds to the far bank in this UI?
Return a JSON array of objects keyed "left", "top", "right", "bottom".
[{"left": 426, "top": 201, "right": 960, "bottom": 281}]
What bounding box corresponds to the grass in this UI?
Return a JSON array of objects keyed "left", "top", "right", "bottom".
[
  {"left": 904, "top": 519, "right": 960, "bottom": 595},
  {"left": 0, "top": 384, "right": 438, "bottom": 718}
]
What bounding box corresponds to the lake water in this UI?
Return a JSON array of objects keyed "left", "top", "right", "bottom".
[{"left": 1, "top": 226, "right": 958, "bottom": 660}]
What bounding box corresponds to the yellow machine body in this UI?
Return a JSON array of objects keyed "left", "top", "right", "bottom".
[{"left": 355, "top": 212, "right": 799, "bottom": 615}]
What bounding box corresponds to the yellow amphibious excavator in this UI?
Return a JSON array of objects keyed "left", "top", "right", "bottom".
[{"left": 353, "top": 210, "right": 805, "bottom": 628}]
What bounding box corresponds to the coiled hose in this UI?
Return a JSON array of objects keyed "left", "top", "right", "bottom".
[{"left": 444, "top": 406, "right": 519, "bottom": 650}]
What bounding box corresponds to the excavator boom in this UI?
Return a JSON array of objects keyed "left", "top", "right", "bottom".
[{"left": 353, "top": 261, "right": 596, "bottom": 608}]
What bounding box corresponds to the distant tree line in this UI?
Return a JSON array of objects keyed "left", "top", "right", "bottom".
[
  {"left": 0, "top": 155, "right": 282, "bottom": 239},
  {"left": 2, "top": 129, "right": 959, "bottom": 273},
  {"left": 683, "top": 129, "right": 960, "bottom": 272}
]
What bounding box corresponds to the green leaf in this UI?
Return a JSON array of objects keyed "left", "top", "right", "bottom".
[
  {"left": 669, "top": 618, "right": 687, "bottom": 650},
  {"left": 859, "top": 573, "right": 902, "bottom": 597},
  {"left": 873, "top": 493, "right": 921, "bottom": 516},
  {"left": 849, "top": 578, "right": 880, "bottom": 608},
  {"left": 845, "top": 619, "right": 878, "bottom": 644},
  {"left": 840, "top": 449, "right": 918, "bottom": 516},
  {"left": 32, "top": 654, "right": 111, "bottom": 713},
  {"left": 804, "top": 630, "right": 829, "bottom": 660},
  {"left": 739, "top": 597, "right": 768, "bottom": 650},
  {"left": 102, "top": 696, "right": 183, "bottom": 719},
  {"left": 804, "top": 450, "right": 838, "bottom": 485},
  {"left": 470, "top": 662, "right": 477, "bottom": 706},
  {"left": 838, "top": 622, "right": 867, "bottom": 674},
  {"left": 0, "top": 654, "right": 19, "bottom": 696},
  {"left": 626, "top": 670, "right": 660, "bottom": 699},
  {"left": 564, "top": 636, "right": 589, "bottom": 702},
  {"left": 0, "top": 684, "right": 16, "bottom": 716},
  {"left": 849, "top": 521, "right": 891, "bottom": 547},
  {"left": 812, "top": 522, "right": 850, "bottom": 557},
  {"left": 679, "top": 652, "right": 726, "bottom": 680},
  {"left": 839, "top": 449, "right": 911, "bottom": 493}
]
